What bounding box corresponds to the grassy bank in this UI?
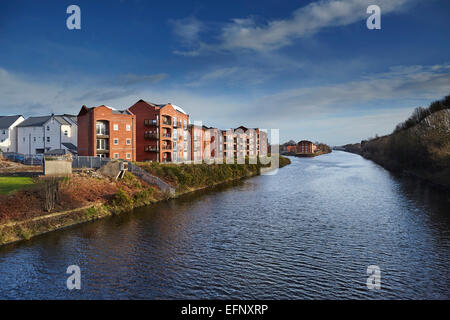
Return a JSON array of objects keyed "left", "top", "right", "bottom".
[
  {"left": 0, "top": 177, "right": 35, "bottom": 195},
  {"left": 340, "top": 95, "right": 450, "bottom": 189},
  {"left": 0, "top": 155, "right": 291, "bottom": 246}
]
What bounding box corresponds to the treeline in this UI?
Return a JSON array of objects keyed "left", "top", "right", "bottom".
[
  {"left": 394, "top": 95, "right": 450, "bottom": 133},
  {"left": 344, "top": 94, "right": 450, "bottom": 188}
]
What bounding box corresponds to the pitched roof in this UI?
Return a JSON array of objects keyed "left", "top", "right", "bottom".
[
  {"left": 0, "top": 115, "right": 22, "bottom": 129},
  {"left": 17, "top": 115, "right": 77, "bottom": 128},
  {"left": 54, "top": 116, "right": 70, "bottom": 126},
  {"left": 17, "top": 116, "right": 52, "bottom": 127},
  {"left": 62, "top": 142, "right": 77, "bottom": 151}
]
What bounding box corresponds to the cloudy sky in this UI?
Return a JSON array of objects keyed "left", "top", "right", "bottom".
[{"left": 0, "top": 0, "right": 449, "bottom": 145}]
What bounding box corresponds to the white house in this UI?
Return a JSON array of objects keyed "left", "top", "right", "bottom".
[
  {"left": 17, "top": 114, "right": 78, "bottom": 155},
  {"left": 0, "top": 115, "right": 25, "bottom": 153}
]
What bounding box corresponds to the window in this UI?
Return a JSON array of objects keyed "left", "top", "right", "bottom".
[
  {"left": 2, "top": 130, "right": 5, "bottom": 134},
  {"left": 113, "top": 153, "right": 119, "bottom": 159},
  {"left": 46, "top": 137, "right": 50, "bottom": 143},
  {"left": 96, "top": 122, "right": 107, "bottom": 135},
  {"left": 97, "top": 139, "right": 107, "bottom": 150},
  {"left": 47, "top": 126, "right": 50, "bottom": 131},
  {"left": 33, "top": 137, "right": 36, "bottom": 142},
  {"left": 126, "top": 124, "right": 131, "bottom": 131},
  {"left": 126, "top": 138, "right": 131, "bottom": 145},
  {"left": 114, "top": 138, "right": 119, "bottom": 145},
  {"left": 64, "top": 130, "right": 68, "bottom": 136},
  {"left": 126, "top": 153, "right": 131, "bottom": 159},
  {"left": 113, "top": 124, "right": 119, "bottom": 131}
]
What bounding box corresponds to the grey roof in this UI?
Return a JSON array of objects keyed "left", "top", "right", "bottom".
[
  {"left": 54, "top": 116, "right": 70, "bottom": 126},
  {"left": 64, "top": 115, "right": 77, "bottom": 124},
  {"left": 17, "top": 116, "right": 52, "bottom": 127},
  {"left": 18, "top": 115, "right": 77, "bottom": 128},
  {"left": 112, "top": 109, "right": 132, "bottom": 115},
  {"left": 0, "top": 115, "right": 22, "bottom": 129},
  {"left": 62, "top": 142, "right": 77, "bottom": 151}
]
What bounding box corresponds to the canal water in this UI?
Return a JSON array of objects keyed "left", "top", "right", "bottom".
[{"left": 0, "top": 151, "right": 449, "bottom": 299}]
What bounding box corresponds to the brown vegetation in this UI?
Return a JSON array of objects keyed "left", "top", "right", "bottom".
[{"left": 341, "top": 95, "right": 450, "bottom": 189}]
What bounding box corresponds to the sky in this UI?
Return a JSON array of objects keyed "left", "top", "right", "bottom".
[{"left": 0, "top": 0, "right": 449, "bottom": 145}]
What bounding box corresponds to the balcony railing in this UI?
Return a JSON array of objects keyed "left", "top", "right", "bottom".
[
  {"left": 144, "top": 119, "right": 158, "bottom": 126},
  {"left": 162, "top": 145, "right": 171, "bottom": 150},
  {"left": 145, "top": 146, "right": 159, "bottom": 152},
  {"left": 162, "top": 133, "right": 171, "bottom": 138},
  {"left": 144, "top": 132, "right": 159, "bottom": 139}
]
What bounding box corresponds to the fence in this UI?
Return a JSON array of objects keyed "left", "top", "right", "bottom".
[
  {"left": 72, "top": 156, "right": 111, "bottom": 169},
  {"left": 127, "top": 162, "right": 175, "bottom": 195},
  {"left": 1, "top": 152, "right": 43, "bottom": 165}
]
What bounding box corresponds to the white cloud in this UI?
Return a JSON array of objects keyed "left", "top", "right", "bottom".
[
  {"left": 119, "top": 73, "right": 169, "bottom": 85},
  {"left": 174, "top": 0, "right": 415, "bottom": 55},
  {"left": 1, "top": 62, "right": 448, "bottom": 145}
]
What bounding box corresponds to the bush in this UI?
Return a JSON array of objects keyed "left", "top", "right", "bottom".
[{"left": 111, "top": 189, "right": 134, "bottom": 211}]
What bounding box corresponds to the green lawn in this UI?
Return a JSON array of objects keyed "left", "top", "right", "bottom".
[{"left": 0, "top": 177, "right": 35, "bottom": 195}]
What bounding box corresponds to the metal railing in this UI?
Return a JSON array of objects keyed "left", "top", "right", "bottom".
[{"left": 72, "top": 156, "right": 110, "bottom": 169}]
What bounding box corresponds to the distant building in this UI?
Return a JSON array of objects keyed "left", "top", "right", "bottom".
[
  {"left": 77, "top": 105, "right": 136, "bottom": 160},
  {"left": 0, "top": 115, "right": 25, "bottom": 153},
  {"left": 287, "top": 145, "right": 297, "bottom": 153},
  {"left": 128, "top": 100, "right": 189, "bottom": 163},
  {"left": 297, "top": 140, "right": 317, "bottom": 154},
  {"left": 221, "top": 126, "right": 268, "bottom": 161},
  {"left": 17, "top": 114, "right": 77, "bottom": 155}
]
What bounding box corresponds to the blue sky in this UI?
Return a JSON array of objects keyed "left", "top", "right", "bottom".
[{"left": 0, "top": 0, "right": 449, "bottom": 145}]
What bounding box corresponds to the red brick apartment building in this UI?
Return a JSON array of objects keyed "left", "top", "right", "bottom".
[
  {"left": 77, "top": 105, "right": 136, "bottom": 161},
  {"left": 297, "top": 140, "right": 317, "bottom": 154},
  {"left": 189, "top": 125, "right": 223, "bottom": 163},
  {"left": 128, "top": 100, "right": 189, "bottom": 163},
  {"left": 222, "top": 127, "right": 268, "bottom": 160}
]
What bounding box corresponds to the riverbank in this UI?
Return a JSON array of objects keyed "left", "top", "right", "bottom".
[
  {"left": 0, "top": 155, "right": 290, "bottom": 246},
  {"left": 292, "top": 150, "right": 332, "bottom": 158},
  {"left": 339, "top": 96, "right": 450, "bottom": 190}
]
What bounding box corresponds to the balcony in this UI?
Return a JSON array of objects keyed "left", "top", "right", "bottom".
[
  {"left": 144, "top": 132, "right": 159, "bottom": 139},
  {"left": 162, "top": 118, "right": 171, "bottom": 126},
  {"left": 145, "top": 145, "right": 159, "bottom": 152},
  {"left": 144, "top": 119, "right": 158, "bottom": 126},
  {"left": 162, "top": 145, "right": 171, "bottom": 150},
  {"left": 162, "top": 133, "right": 171, "bottom": 139}
]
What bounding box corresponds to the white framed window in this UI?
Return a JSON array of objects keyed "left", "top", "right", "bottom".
[
  {"left": 126, "top": 138, "right": 131, "bottom": 145},
  {"left": 126, "top": 153, "right": 131, "bottom": 159},
  {"left": 114, "top": 138, "right": 119, "bottom": 145},
  {"left": 113, "top": 124, "right": 119, "bottom": 131},
  {"left": 64, "top": 130, "right": 68, "bottom": 136},
  {"left": 47, "top": 126, "right": 50, "bottom": 131},
  {"left": 126, "top": 124, "right": 131, "bottom": 131},
  {"left": 113, "top": 153, "right": 119, "bottom": 159},
  {"left": 46, "top": 137, "right": 50, "bottom": 143}
]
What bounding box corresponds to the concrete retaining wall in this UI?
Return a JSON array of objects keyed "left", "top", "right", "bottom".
[{"left": 44, "top": 159, "right": 72, "bottom": 176}]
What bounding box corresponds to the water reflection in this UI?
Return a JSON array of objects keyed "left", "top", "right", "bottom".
[{"left": 0, "top": 151, "right": 448, "bottom": 299}]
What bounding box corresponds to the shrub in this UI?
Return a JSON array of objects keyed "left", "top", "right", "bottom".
[{"left": 111, "top": 189, "right": 134, "bottom": 211}]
